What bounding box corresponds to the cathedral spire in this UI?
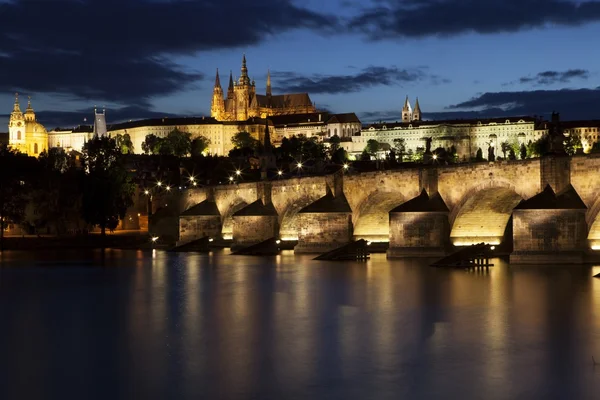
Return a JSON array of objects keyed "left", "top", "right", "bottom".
[
  {"left": 266, "top": 69, "right": 272, "bottom": 97},
  {"left": 214, "top": 68, "right": 222, "bottom": 89},
  {"left": 413, "top": 97, "right": 422, "bottom": 121},
  {"left": 240, "top": 53, "right": 250, "bottom": 85}
]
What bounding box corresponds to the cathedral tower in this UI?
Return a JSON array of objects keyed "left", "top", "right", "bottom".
[
  {"left": 8, "top": 93, "right": 26, "bottom": 153},
  {"left": 402, "top": 95, "right": 412, "bottom": 123},
  {"left": 211, "top": 69, "right": 225, "bottom": 120},
  {"left": 412, "top": 97, "right": 422, "bottom": 122},
  {"left": 234, "top": 54, "right": 251, "bottom": 120}
]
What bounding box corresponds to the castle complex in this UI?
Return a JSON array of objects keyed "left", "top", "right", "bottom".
[
  {"left": 5, "top": 55, "right": 600, "bottom": 159},
  {"left": 210, "top": 55, "right": 316, "bottom": 121}
]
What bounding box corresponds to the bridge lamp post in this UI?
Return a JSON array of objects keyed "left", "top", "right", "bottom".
[
  {"left": 343, "top": 163, "right": 349, "bottom": 171},
  {"left": 229, "top": 176, "right": 235, "bottom": 184},
  {"left": 297, "top": 162, "right": 303, "bottom": 176},
  {"left": 278, "top": 170, "right": 283, "bottom": 177}
]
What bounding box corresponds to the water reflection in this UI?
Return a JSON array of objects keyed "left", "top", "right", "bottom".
[{"left": 2, "top": 251, "right": 600, "bottom": 399}]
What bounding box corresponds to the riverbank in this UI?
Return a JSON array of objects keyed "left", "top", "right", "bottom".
[{"left": 0, "top": 233, "right": 162, "bottom": 251}]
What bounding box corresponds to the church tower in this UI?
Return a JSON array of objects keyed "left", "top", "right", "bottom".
[
  {"left": 8, "top": 93, "right": 26, "bottom": 153},
  {"left": 412, "top": 97, "right": 422, "bottom": 122},
  {"left": 234, "top": 54, "right": 251, "bottom": 121},
  {"left": 402, "top": 95, "right": 412, "bottom": 123},
  {"left": 266, "top": 69, "right": 272, "bottom": 99},
  {"left": 210, "top": 69, "right": 225, "bottom": 120}
]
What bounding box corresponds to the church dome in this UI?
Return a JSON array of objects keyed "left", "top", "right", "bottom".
[{"left": 34, "top": 122, "right": 47, "bottom": 134}]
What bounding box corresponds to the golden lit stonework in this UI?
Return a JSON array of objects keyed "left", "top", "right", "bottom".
[
  {"left": 211, "top": 55, "right": 317, "bottom": 122},
  {"left": 8, "top": 93, "right": 48, "bottom": 157}
]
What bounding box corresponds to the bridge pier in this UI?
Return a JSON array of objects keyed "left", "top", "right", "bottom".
[
  {"left": 295, "top": 176, "right": 353, "bottom": 254},
  {"left": 510, "top": 185, "right": 588, "bottom": 264},
  {"left": 231, "top": 183, "right": 279, "bottom": 251},
  {"left": 387, "top": 189, "right": 450, "bottom": 258},
  {"left": 177, "top": 195, "right": 222, "bottom": 246}
]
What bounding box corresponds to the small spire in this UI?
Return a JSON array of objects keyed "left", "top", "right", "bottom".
[
  {"left": 13, "top": 92, "right": 21, "bottom": 112},
  {"left": 214, "top": 68, "right": 222, "bottom": 88},
  {"left": 403, "top": 95, "right": 410, "bottom": 109},
  {"left": 414, "top": 97, "right": 421, "bottom": 111},
  {"left": 240, "top": 53, "right": 249, "bottom": 85},
  {"left": 266, "top": 69, "right": 272, "bottom": 97}
]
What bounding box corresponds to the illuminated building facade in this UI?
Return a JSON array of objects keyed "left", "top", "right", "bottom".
[
  {"left": 211, "top": 55, "right": 317, "bottom": 121},
  {"left": 8, "top": 94, "right": 48, "bottom": 157}
]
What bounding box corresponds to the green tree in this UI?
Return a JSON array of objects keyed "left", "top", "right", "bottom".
[
  {"left": 115, "top": 133, "right": 134, "bottom": 154},
  {"left": 231, "top": 131, "right": 259, "bottom": 151},
  {"left": 191, "top": 135, "right": 211, "bottom": 156},
  {"left": 82, "top": 136, "right": 135, "bottom": 237},
  {"left": 365, "top": 139, "right": 381, "bottom": 155},
  {"left": 166, "top": 128, "right": 192, "bottom": 157},
  {"left": 393, "top": 138, "right": 406, "bottom": 162},
  {"left": 528, "top": 136, "right": 550, "bottom": 158},
  {"left": 142, "top": 134, "right": 161, "bottom": 154},
  {"left": 520, "top": 143, "right": 527, "bottom": 160},
  {"left": 564, "top": 134, "right": 582, "bottom": 156}
]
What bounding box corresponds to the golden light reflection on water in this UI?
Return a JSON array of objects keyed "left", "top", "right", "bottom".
[{"left": 8, "top": 250, "right": 600, "bottom": 398}]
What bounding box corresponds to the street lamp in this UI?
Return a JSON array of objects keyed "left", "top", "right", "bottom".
[
  {"left": 229, "top": 176, "right": 234, "bottom": 183},
  {"left": 278, "top": 170, "right": 283, "bottom": 176},
  {"left": 157, "top": 181, "right": 162, "bottom": 187},
  {"left": 166, "top": 186, "right": 171, "bottom": 192},
  {"left": 433, "top": 154, "right": 438, "bottom": 160},
  {"left": 144, "top": 189, "right": 150, "bottom": 195},
  {"left": 235, "top": 169, "right": 241, "bottom": 176},
  {"left": 343, "top": 163, "right": 349, "bottom": 170}
]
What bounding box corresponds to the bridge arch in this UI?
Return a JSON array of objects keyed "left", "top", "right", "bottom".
[
  {"left": 220, "top": 199, "right": 249, "bottom": 239},
  {"left": 352, "top": 190, "right": 406, "bottom": 241},
  {"left": 449, "top": 180, "right": 524, "bottom": 246},
  {"left": 586, "top": 197, "right": 600, "bottom": 249},
  {"left": 278, "top": 194, "right": 324, "bottom": 241}
]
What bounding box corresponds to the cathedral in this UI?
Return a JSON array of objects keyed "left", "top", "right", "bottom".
[
  {"left": 401, "top": 96, "right": 422, "bottom": 122},
  {"left": 211, "top": 55, "right": 317, "bottom": 121},
  {"left": 8, "top": 93, "right": 48, "bottom": 157}
]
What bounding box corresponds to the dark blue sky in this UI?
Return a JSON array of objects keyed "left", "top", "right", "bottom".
[{"left": 1, "top": 0, "right": 600, "bottom": 129}]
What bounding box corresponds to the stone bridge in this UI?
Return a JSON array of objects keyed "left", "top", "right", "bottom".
[{"left": 175, "top": 154, "right": 600, "bottom": 263}]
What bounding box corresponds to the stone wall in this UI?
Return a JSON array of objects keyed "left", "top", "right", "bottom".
[
  {"left": 232, "top": 215, "right": 278, "bottom": 249},
  {"left": 511, "top": 209, "right": 587, "bottom": 264},
  {"left": 179, "top": 215, "right": 221, "bottom": 244},
  {"left": 295, "top": 213, "right": 353, "bottom": 253},
  {"left": 388, "top": 212, "right": 449, "bottom": 257}
]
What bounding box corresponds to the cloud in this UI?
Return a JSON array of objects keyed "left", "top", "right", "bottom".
[
  {"left": 272, "top": 66, "right": 448, "bottom": 94},
  {"left": 0, "top": 0, "right": 334, "bottom": 106},
  {"left": 351, "top": 0, "right": 600, "bottom": 39},
  {"left": 360, "top": 87, "right": 600, "bottom": 122},
  {"left": 516, "top": 69, "right": 590, "bottom": 85}
]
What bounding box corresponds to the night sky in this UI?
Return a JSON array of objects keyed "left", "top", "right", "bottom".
[{"left": 1, "top": 0, "right": 600, "bottom": 129}]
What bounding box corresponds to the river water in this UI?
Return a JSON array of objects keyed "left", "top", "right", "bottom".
[{"left": 2, "top": 250, "right": 600, "bottom": 399}]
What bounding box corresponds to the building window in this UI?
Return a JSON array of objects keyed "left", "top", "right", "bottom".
[
  {"left": 334, "top": 128, "right": 337, "bottom": 136},
  {"left": 17, "top": 131, "right": 21, "bottom": 140},
  {"left": 34, "top": 143, "right": 38, "bottom": 154}
]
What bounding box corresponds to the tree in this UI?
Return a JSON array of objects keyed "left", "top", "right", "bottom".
[
  {"left": 82, "top": 136, "right": 135, "bottom": 237},
  {"left": 528, "top": 136, "right": 550, "bottom": 158},
  {"left": 231, "top": 131, "right": 259, "bottom": 151},
  {"left": 191, "top": 135, "right": 211, "bottom": 156},
  {"left": 115, "top": 133, "right": 134, "bottom": 154},
  {"left": 166, "top": 128, "right": 192, "bottom": 157},
  {"left": 0, "top": 145, "right": 32, "bottom": 248},
  {"left": 393, "top": 138, "right": 406, "bottom": 162},
  {"left": 476, "top": 148, "right": 484, "bottom": 161},
  {"left": 508, "top": 148, "right": 516, "bottom": 160},
  {"left": 329, "top": 134, "right": 341, "bottom": 157},
  {"left": 500, "top": 141, "right": 511, "bottom": 159},
  {"left": 520, "top": 143, "right": 527, "bottom": 160},
  {"left": 39, "top": 147, "right": 70, "bottom": 173},
  {"left": 142, "top": 134, "right": 161, "bottom": 154},
  {"left": 564, "top": 134, "right": 582, "bottom": 156},
  {"left": 365, "top": 139, "right": 381, "bottom": 155}
]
